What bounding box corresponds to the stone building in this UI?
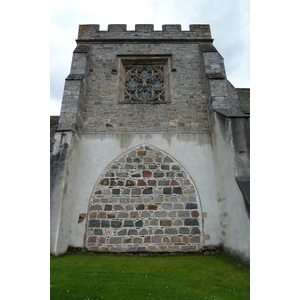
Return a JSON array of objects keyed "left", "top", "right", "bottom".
[{"left": 50, "top": 24, "right": 250, "bottom": 263}]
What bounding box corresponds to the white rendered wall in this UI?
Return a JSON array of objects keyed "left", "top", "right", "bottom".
[
  {"left": 211, "top": 113, "right": 250, "bottom": 263},
  {"left": 64, "top": 133, "right": 221, "bottom": 249}
]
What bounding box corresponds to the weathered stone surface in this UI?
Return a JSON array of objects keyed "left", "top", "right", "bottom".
[
  {"left": 136, "top": 204, "right": 145, "bottom": 210},
  {"left": 135, "top": 220, "right": 143, "bottom": 227},
  {"left": 147, "top": 204, "right": 158, "bottom": 210},
  {"left": 179, "top": 227, "right": 190, "bottom": 234},
  {"left": 173, "top": 187, "right": 183, "bottom": 194},
  {"left": 111, "top": 220, "right": 122, "bottom": 228},
  {"left": 104, "top": 204, "right": 112, "bottom": 211},
  {"left": 160, "top": 219, "right": 172, "bottom": 226},
  {"left": 124, "top": 220, "right": 134, "bottom": 227},
  {"left": 130, "top": 211, "right": 139, "bottom": 218},
  {"left": 100, "top": 178, "right": 109, "bottom": 185},
  {"left": 89, "top": 220, "right": 100, "bottom": 227},
  {"left": 113, "top": 204, "right": 124, "bottom": 210},
  {"left": 94, "top": 229, "right": 103, "bottom": 235},
  {"left": 138, "top": 150, "right": 147, "bottom": 156},
  {"left": 91, "top": 205, "right": 102, "bottom": 211},
  {"left": 154, "top": 229, "right": 164, "bottom": 235},
  {"left": 110, "top": 237, "right": 122, "bottom": 244},
  {"left": 190, "top": 236, "right": 200, "bottom": 243},
  {"left": 185, "top": 203, "right": 197, "bottom": 209},
  {"left": 98, "top": 212, "right": 107, "bottom": 218},
  {"left": 191, "top": 227, "right": 201, "bottom": 234},
  {"left": 153, "top": 171, "right": 164, "bottom": 178},
  {"left": 147, "top": 180, "right": 157, "bottom": 186},
  {"left": 163, "top": 187, "right": 172, "bottom": 194},
  {"left": 89, "top": 212, "right": 97, "bottom": 218},
  {"left": 154, "top": 211, "right": 167, "bottom": 218},
  {"left": 88, "top": 236, "right": 96, "bottom": 243},
  {"left": 191, "top": 210, "right": 199, "bottom": 217},
  {"left": 170, "top": 180, "right": 180, "bottom": 186},
  {"left": 125, "top": 179, "right": 135, "bottom": 186},
  {"left": 128, "top": 229, "right": 138, "bottom": 235},
  {"left": 132, "top": 188, "right": 141, "bottom": 195},
  {"left": 133, "top": 237, "right": 143, "bottom": 244},
  {"left": 117, "top": 211, "right": 129, "bottom": 218},
  {"left": 123, "top": 238, "right": 132, "bottom": 243},
  {"left": 118, "top": 229, "right": 127, "bottom": 236},
  {"left": 142, "top": 170, "right": 152, "bottom": 177},
  {"left": 158, "top": 179, "right": 170, "bottom": 186},
  {"left": 143, "top": 187, "right": 153, "bottom": 194},
  {"left": 152, "top": 236, "right": 161, "bottom": 243},
  {"left": 178, "top": 211, "right": 190, "bottom": 218},
  {"left": 165, "top": 228, "right": 178, "bottom": 235},
  {"left": 137, "top": 179, "right": 147, "bottom": 186},
  {"left": 141, "top": 211, "right": 152, "bottom": 218},
  {"left": 162, "top": 203, "right": 172, "bottom": 210},
  {"left": 184, "top": 218, "right": 199, "bottom": 226},
  {"left": 139, "top": 229, "right": 148, "bottom": 235},
  {"left": 174, "top": 203, "right": 183, "bottom": 209},
  {"left": 101, "top": 220, "right": 110, "bottom": 227},
  {"left": 171, "top": 236, "right": 181, "bottom": 243}
]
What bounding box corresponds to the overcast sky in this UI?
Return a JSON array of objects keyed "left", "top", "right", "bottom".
[{"left": 50, "top": 0, "right": 249, "bottom": 115}]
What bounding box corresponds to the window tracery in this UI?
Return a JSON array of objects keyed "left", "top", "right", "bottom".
[{"left": 124, "top": 65, "right": 165, "bottom": 103}]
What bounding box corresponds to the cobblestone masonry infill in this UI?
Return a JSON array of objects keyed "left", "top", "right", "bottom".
[{"left": 86, "top": 144, "right": 202, "bottom": 252}]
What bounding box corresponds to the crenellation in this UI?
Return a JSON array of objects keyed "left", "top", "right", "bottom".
[
  {"left": 162, "top": 24, "right": 182, "bottom": 32},
  {"left": 135, "top": 24, "right": 154, "bottom": 32},
  {"left": 77, "top": 24, "right": 212, "bottom": 40},
  {"left": 108, "top": 24, "right": 127, "bottom": 31}
]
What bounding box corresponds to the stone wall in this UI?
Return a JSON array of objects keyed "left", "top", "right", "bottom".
[
  {"left": 80, "top": 43, "right": 210, "bottom": 133},
  {"left": 51, "top": 24, "right": 249, "bottom": 262},
  {"left": 57, "top": 24, "right": 219, "bottom": 135},
  {"left": 236, "top": 88, "right": 250, "bottom": 114},
  {"left": 50, "top": 116, "right": 59, "bottom": 153},
  {"left": 86, "top": 144, "right": 202, "bottom": 252}
]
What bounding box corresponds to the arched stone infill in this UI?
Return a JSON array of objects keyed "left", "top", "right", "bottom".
[{"left": 86, "top": 144, "right": 203, "bottom": 252}]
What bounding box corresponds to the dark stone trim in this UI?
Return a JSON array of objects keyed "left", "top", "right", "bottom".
[
  {"left": 213, "top": 108, "right": 249, "bottom": 118},
  {"left": 235, "top": 177, "right": 250, "bottom": 206},
  {"left": 200, "top": 45, "right": 218, "bottom": 52},
  {"left": 207, "top": 72, "right": 226, "bottom": 79},
  {"left": 73, "top": 46, "right": 90, "bottom": 53},
  {"left": 65, "top": 74, "right": 84, "bottom": 80}
]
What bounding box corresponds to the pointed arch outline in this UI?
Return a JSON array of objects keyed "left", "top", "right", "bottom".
[{"left": 85, "top": 143, "right": 204, "bottom": 252}]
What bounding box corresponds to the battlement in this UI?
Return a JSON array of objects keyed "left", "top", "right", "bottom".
[{"left": 77, "top": 24, "right": 212, "bottom": 41}]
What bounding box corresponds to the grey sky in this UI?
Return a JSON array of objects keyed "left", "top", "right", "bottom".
[{"left": 50, "top": 0, "right": 249, "bottom": 115}]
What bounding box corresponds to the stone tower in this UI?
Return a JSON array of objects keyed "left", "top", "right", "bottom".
[{"left": 50, "top": 24, "right": 250, "bottom": 263}]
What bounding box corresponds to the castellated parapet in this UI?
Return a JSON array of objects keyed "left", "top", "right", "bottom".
[
  {"left": 51, "top": 24, "right": 249, "bottom": 263},
  {"left": 77, "top": 24, "right": 212, "bottom": 40}
]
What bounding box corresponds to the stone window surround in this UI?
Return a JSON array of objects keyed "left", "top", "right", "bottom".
[{"left": 116, "top": 55, "right": 173, "bottom": 104}]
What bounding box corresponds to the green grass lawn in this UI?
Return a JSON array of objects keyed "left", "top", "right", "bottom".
[{"left": 50, "top": 252, "right": 249, "bottom": 300}]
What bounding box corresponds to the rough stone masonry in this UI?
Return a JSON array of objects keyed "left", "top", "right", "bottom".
[
  {"left": 51, "top": 24, "right": 250, "bottom": 263},
  {"left": 86, "top": 144, "right": 202, "bottom": 252}
]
